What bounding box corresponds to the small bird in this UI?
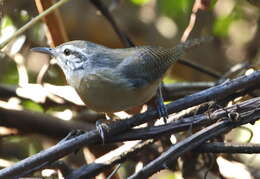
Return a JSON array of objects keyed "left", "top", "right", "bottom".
[{"left": 32, "top": 38, "right": 209, "bottom": 118}]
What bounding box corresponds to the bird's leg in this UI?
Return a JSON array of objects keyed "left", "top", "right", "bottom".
[{"left": 155, "top": 83, "right": 168, "bottom": 123}]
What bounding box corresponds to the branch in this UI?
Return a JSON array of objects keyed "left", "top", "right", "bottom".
[
  {"left": 0, "top": 0, "right": 71, "bottom": 49},
  {"left": 0, "top": 107, "right": 95, "bottom": 139},
  {"left": 195, "top": 142, "right": 260, "bottom": 153},
  {"left": 108, "top": 97, "right": 260, "bottom": 142},
  {"left": 129, "top": 100, "right": 260, "bottom": 178},
  {"left": 89, "top": 0, "right": 134, "bottom": 47},
  {"left": 0, "top": 70, "right": 260, "bottom": 178},
  {"left": 178, "top": 59, "right": 222, "bottom": 79},
  {"left": 167, "top": 70, "right": 260, "bottom": 114},
  {"left": 34, "top": 0, "right": 68, "bottom": 46},
  {"left": 162, "top": 82, "right": 215, "bottom": 100},
  {"left": 66, "top": 140, "right": 153, "bottom": 179},
  {"left": 62, "top": 97, "right": 260, "bottom": 178}
]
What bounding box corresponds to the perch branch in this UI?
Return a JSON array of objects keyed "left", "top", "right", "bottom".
[{"left": 0, "top": 71, "right": 259, "bottom": 178}]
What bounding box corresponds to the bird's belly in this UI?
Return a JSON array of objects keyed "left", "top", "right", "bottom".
[{"left": 78, "top": 77, "right": 160, "bottom": 113}]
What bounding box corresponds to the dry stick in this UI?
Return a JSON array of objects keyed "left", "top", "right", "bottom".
[
  {"left": 0, "top": 0, "right": 70, "bottom": 49},
  {"left": 0, "top": 82, "right": 213, "bottom": 139},
  {"left": 61, "top": 97, "right": 260, "bottom": 178},
  {"left": 36, "top": 63, "right": 50, "bottom": 84},
  {"left": 162, "top": 82, "right": 215, "bottom": 99},
  {"left": 89, "top": 0, "right": 134, "bottom": 47},
  {"left": 66, "top": 140, "right": 153, "bottom": 179},
  {"left": 178, "top": 59, "right": 222, "bottom": 79},
  {"left": 35, "top": 0, "right": 68, "bottom": 84},
  {"left": 0, "top": 70, "right": 260, "bottom": 179},
  {"left": 34, "top": 0, "right": 68, "bottom": 47},
  {"left": 195, "top": 142, "right": 260, "bottom": 153},
  {"left": 166, "top": 71, "right": 260, "bottom": 114},
  {"left": 128, "top": 121, "right": 231, "bottom": 178},
  {"left": 0, "top": 107, "right": 95, "bottom": 139},
  {"left": 108, "top": 97, "right": 259, "bottom": 142},
  {"left": 129, "top": 100, "right": 260, "bottom": 178},
  {"left": 181, "top": 0, "right": 201, "bottom": 42},
  {"left": 178, "top": 0, "right": 222, "bottom": 79},
  {"left": 218, "top": 62, "right": 251, "bottom": 83}
]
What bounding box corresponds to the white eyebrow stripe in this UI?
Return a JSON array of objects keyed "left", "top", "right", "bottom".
[{"left": 61, "top": 45, "right": 94, "bottom": 57}]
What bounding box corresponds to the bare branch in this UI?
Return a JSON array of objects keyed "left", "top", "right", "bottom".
[
  {"left": 195, "top": 142, "right": 260, "bottom": 153},
  {"left": 0, "top": 107, "right": 95, "bottom": 139},
  {"left": 0, "top": 70, "right": 259, "bottom": 178},
  {"left": 129, "top": 99, "right": 260, "bottom": 178}
]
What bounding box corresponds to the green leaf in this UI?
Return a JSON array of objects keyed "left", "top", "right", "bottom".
[
  {"left": 0, "top": 58, "right": 19, "bottom": 85},
  {"left": 163, "top": 76, "right": 177, "bottom": 84},
  {"left": 131, "top": 0, "right": 151, "bottom": 5},
  {"left": 20, "top": 10, "right": 30, "bottom": 22},
  {"left": 21, "top": 100, "right": 44, "bottom": 112},
  {"left": 213, "top": 12, "right": 239, "bottom": 36},
  {"left": 158, "top": 0, "right": 192, "bottom": 18},
  {"left": 1, "top": 15, "right": 13, "bottom": 29},
  {"left": 210, "top": 0, "right": 218, "bottom": 9},
  {"left": 157, "top": 0, "right": 193, "bottom": 29}
]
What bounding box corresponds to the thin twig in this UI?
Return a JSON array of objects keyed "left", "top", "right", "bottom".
[
  {"left": 129, "top": 103, "right": 260, "bottom": 178},
  {"left": 218, "top": 62, "right": 251, "bottom": 83},
  {"left": 34, "top": 0, "right": 68, "bottom": 47},
  {"left": 181, "top": 0, "right": 201, "bottom": 42},
  {"left": 195, "top": 142, "right": 260, "bottom": 153},
  {"left": 89, "top": 0, "right": 134, "bottom": 47},
  {"left": 107, "top": 97, "right": 260, "bottom": 142},
  {"left": 0, "top": 107, "right": 95, "bottom": 139},
  {"left": 178, "top": 59, "right": 222, "bottom": 79},
  {"left": 178, "top": 0, "right": 222, "bottom": 79},
  {"left": 69, "top": 96, "right": 260, "bottom": 178},
  {"left": 36, "top": 63, "right": 50, "bottom": 84},
  {"left": 0, "top": 0, "right": 71, "bottom": 49},
  {"left": 129, "top": 121, "right": 231, "bottom": 178},
  {"left": 66, "top": 140, "right": 153, "bottom": 179},
  {"left": 0, "top": 71, "right": 260, "bottom": 178}
]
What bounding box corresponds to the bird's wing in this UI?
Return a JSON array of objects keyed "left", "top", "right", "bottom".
[
  {"left": 116, "top": 46, "right": 177, "bottom": 88},
  {"left": 116, "top": 37, "right": 211, "bottom": 88}
]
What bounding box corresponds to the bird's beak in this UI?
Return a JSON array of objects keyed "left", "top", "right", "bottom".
[{"left": 31, "top": 47, "right": 56, "bottom": 56}]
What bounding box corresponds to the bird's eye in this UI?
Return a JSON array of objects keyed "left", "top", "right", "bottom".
[{"left": 64, "top": 49, "right": 71, "bottom": 56}]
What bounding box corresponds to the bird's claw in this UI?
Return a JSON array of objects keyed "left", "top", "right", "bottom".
[{"left": 96, "top": 119, "right": 110, "bottom": 144}]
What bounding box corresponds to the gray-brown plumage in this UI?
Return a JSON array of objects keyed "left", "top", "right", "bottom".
[{"left": 31, "top": 37, "right": 210, "bottom": 113}]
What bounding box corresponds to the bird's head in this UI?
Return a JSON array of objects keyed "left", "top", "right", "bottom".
[{"left": 31, "top": 41, "right": 105, "bottom": 75}]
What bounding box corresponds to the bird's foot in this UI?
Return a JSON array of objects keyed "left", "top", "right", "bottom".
[
  {"left": 96, "top": 119, "right": 111, "bottom": 144},
  {"left": 96, "top": 114, "right": 122, "bottom": 144}
]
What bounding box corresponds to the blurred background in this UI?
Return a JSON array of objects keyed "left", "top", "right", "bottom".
[{"left": 0, "top": 0, "right": 260, "bottom": 178}]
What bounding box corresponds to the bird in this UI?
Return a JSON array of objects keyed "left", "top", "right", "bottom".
[{"left": 31, "top": 37, "right": 210, "bottom": 119}]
